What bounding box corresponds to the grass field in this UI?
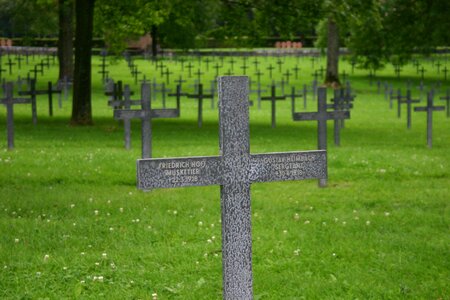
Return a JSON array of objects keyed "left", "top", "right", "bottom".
[{"left": 0, "top": 52, "right": 449, "bottom": 299}]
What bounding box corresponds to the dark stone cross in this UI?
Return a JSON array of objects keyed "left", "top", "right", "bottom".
[
  {"left": 328, "top": 88, "right": 353, "bottom": 132},
  {"left": 435, "top": 61, "right": 441, "bottom": 74},
  {"left": 203, "top": 57, "right": 212, "bottom": 71},
  {"left": 292, "top": 65, "right": 301, "bottom": 80},
  {"left": 6, "top": 59, "right": 16, "bottom": 75},
  {"left": 318, "top": 66, "right": 325, "bottom": 77},
  {"left": 136, "top": 76, "right": 327, "bottom": 299},
  {"left": 252, "top": 58, "right": 260, "bottom": 71},
  {"left": 283, "top": 70, "right": 292, "bottom": 84},
  {"left": 112, "top": 85, "right": 139, "bottom": 149},
  {"left": 248, "top": 81, "right": 266, "bottom": 110},
  {"left": 113, "top": 83, "right": 180, "bottom": 158},
  {"left": 254, "top": 70, "right": 263, "bottom": 84},
  {"left": 399, "top": 90, "right": 420, "bottom": 129},
  {"left": 195, "top": 69, "right": 204, "bottom": 82},
  {"left": 187, "top": 83, "right": 213, "bottom": 128},
  {"left": 154, "top": 82, "right": 172, "bottom": 109},
  {"left": 276, "top": 58, "right": 284, "bottom": 72},
  {"left": 261, "top": 84, "right": 286, "bottom": 128},
  {"left": 287, "top": 86, "right": 303, "bottom": 115},
  {"left": 292, "top": 87, "right": 348, "bottom": 186},
  {"left": 18, "top": 79, "right": 50, "bottom": 124},
  {"left": 292, "top": 87, "right": 350, "bottom": 165},
  {"left": 98, "top": 55, "right": 108, "bottom": 80},
  {"left": 1, "top": 82, "right": 33, "bottom": 149},
  {"left": 266, "top": 64, "right": 275, "bottom": 79},
  {"left": 15, "top": 55, "right": 23, "bottom": 69},
  {"left": 240, "top": 63, "right": 249, "bottom": 75},
  {"left": 439, "top": 89, "right": 450, "bottom": 117},
  {"left": 213, "top": 63, "right": 222, "bottom": 78},
  {"left": 185, "top": 62, "right": 194, "bottom": 77},
  {"left": 162, "top": 68, "right": 173, "bottom": 84},
  {"left": 419, "top": 66, "right": 426, "bottom": 80},
  {"left": 174, "top": 75, "right": 187, "bottom": 89},
  {"left": 228, "top": 58, "right": 236, "bottom": 71},
  {"left": 414, "top": 92, "right": 445, "bottom": 148},
  {"left": 442, "top": 66, "right": 448, "bottom": 81}
]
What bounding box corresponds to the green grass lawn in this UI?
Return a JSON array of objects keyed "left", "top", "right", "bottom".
[{"left": 0, "top": 53, "right": 449, "bottom": 299}]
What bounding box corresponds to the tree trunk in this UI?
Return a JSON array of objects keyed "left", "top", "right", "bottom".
[
  {"left": 71, "top": 0, "right": 95, "bottom": 125},
  {"left": 151, "top": 25, "right": 158, "bottom": 59},
  {"left": 58, "top": 0, "right": 74, "bottom": 82},
  {"left": 325, "top": 17, "right": 340, "bottom": 87}
]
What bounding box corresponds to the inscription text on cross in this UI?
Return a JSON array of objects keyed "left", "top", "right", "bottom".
[{"left": 137, "top": 77, "right": 327, "bottom": 299}]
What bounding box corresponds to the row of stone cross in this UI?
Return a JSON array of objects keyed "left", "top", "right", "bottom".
[
  {"left": 0, "top": 53, "right": 58, "bottom": 81},
  {"left": 104, "top": 78, "right": 355, "bottom": 169},
  {"left": 0, "top": 79, "right": 71, "bottom": 149}
]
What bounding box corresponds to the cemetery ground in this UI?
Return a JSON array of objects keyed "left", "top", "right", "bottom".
[{"left": 0, "top": 54, "right": 449, "bottom": 299}]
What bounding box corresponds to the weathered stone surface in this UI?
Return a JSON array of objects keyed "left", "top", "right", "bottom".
[{"left": 137, "top": 76, "right": 327, "bottom": 300}]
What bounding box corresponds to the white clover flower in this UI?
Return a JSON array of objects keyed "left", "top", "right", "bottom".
[
  {"left": 36, "top": 271, "right": 41, "bottom": 276},
  {"left": 384, "top": 212, "right": 390, "bottom": 216},
  {"left": 294, "top": 249, "right": 300, "bottom": 256},
  {"left": 366, "top": 221, "right": 371, "bottom": 225},
  {"left": 109, "top": 227, "right": 114, "bottom": 231},
  {"left": 322, "top": 222, "right": 327, "bottom": 226},
  {"left": 119, "top": 207, "right": 124, "bottom": 213},
  {"left": 80, "top": 252, "right": 85, "bottom": 256},
  {"left": 198, "top": 221, "right": 203, "bottom": 226},
  {"left": 211, "top": 236, "right": 216, "bottom": 240},
  {"left": 283, "top": 230, "right": 288, "bottom": 234},
  {"left": 14, "top": 238, "right": 19, "bottom": 243},
  {"left": 70, "top": 204, "right": 75, "bottom": 208},
  {"left": 102, "top": 253, "right": 107, "bottom": 259},
  {"left": 304, "top": 220, "right": 310, "bottom": 224},
  {"left": 94, "top": 210, "right": 99, "bottom": 216},
  {"left": 342, "top": 221, "right": 347, "bottom": 226},
  {"left": 43, "top": 254, "right": 50, "bottom": 261},
  {"left": 294, "top": 213, "right": 300, "bottom": 220},
  {"left": 207, "top": 239, "right": 212, "bottom": 243}
]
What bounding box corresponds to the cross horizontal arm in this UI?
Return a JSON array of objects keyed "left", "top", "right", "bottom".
[
  {"left": 152, "top": 109, "right": 179, "bottom": 118},
  {"left": 114, "top": 109, "right": 146, "bottom": 120},
  {"left": 108, "top": 100, "right": 141, "bottom": 107},
  {"left": 137, "top": 156, "right": 222, "bottom": 190},
  {"left": 414, "top": 106, "right": 445, "bottom": 112},
  {"left": 249, "top": 150, "right": 327, "bottom": 183}
]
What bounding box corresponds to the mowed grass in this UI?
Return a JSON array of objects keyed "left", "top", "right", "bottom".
[{"left": 0, "top": 53, "right": 449, "bottom": 299}]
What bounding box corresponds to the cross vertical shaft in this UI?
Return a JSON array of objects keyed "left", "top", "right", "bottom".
[{"left": 218, "top": 77, "right": 253, "bottom": 299}]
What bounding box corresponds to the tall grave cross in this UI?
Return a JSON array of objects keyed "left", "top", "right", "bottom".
[
  {"left": 137, "top": 76, "right": 327, "bottom": 299},
  {"left": 442, "top": 66, "right": 448, "bottom": 81},
  {"left": 261, "top": 84, "right": 286, "bottom": 128},
  {"left": 292, "top": 87, "right": 349, "bottom": 186},
  {"left": 399, "top": 90, "right": 420, "bottom": 129},
  {"left": 1, "top": 82, "right": 33, "bottom": 149},
  {"left": 113, "top": 83, "right": 180, "bottom": 158},
  {"left": 439, "top": 89, "right": 450, "bottom": 117},
  {"left": 187, "top": 83, "right": 213, "bottom": 128},
  {"left": 414, "top": 91, "right": 445, "bottom": 148}
]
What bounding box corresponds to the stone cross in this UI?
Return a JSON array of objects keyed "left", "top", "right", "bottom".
[
  {"left": 292, "top": 65, "right": 301, "bottom": 80},
  {"left": 261, "top": 84, "right": 286, "bottom": 128},
  {"left": 414, "top": 91, "right": 445, "bottom": 148},
  {"left": 187, "top": 83, "right": 213, "bottom": 128},
  {"left": 1, "top": 82, "right": 32, "bottom": 149},
  {"left": 266, "top": 64, "right": 275, "bottom": 79},
  {"left": 399, "top": 90, "right": 420, "bottom": 129},
  {"left": 288, "top": 86, "right": 303, "bottom": 114},
  {"left": 113, "top": 83, "right": 180, "bottom": 158},
  {"left": 17, "top": 79, "right": 39, "bottom": 124},
  {"left": 442, "top": 66, "right": 448, "bottom": 81},
  {"left": 292, "top": 87, "right": 349, "bottom": 186},
  {"left": 439, "top": 89, "right": 450, "bottom": 117},
  {"left": 137, "top": 76, "right": 327, "bottom": 299}
]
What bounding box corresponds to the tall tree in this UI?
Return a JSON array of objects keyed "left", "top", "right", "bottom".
[
  {"left": 57, "top": 0, "right": 74, "bottom": 82},
  {"left": 325, "top": 16, "right": 339, "bottom": 86},
  {"left": 71, "top": 0, "right": 95, "bottom": 125}
]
